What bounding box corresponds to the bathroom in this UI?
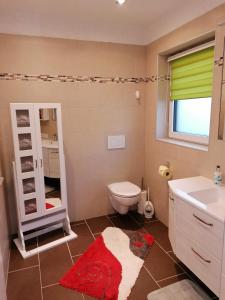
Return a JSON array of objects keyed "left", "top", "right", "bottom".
[{"left": 1, "top": 0, "right": 225, "bottom": 299}]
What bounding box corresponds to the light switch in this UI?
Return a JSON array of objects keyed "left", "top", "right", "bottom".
[{"left": 107, "top": 135, "right": 126, "bottom": 149}]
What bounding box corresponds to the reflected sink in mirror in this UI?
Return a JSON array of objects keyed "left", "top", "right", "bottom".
[{"left": 188, "top": 188, "right": 222, "bottom": 204}]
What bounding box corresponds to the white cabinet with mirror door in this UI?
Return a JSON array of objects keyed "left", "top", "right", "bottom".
[{"left": 10, "top": 103, "right": 77, "bottom": 258}]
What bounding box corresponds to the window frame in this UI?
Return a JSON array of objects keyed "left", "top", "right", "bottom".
[
  {"left": 168, "top": 100, "right": 210, "bottom": 145},
  {"left": 167, "top": 42, "right": 214, "bottom": 146}
]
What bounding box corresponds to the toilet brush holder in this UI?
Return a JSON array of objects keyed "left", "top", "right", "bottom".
[
  {"left": 144, "top": 201, "right": 154, "bottom": 219},
  {"left": 144, "top": 187, "right": 154, "bottom": 219}
]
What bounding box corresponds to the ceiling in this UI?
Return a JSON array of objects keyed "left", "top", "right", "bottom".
[{"left": 0, "top": 0, "right": 225, "bottom": 45}]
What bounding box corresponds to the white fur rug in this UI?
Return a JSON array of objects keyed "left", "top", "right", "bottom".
[
  {"left": 147, "top": 279, "right": 211, "bottom": 300},
  {"left": 102, "top": 227, "right": 144, "bottom": 300}
]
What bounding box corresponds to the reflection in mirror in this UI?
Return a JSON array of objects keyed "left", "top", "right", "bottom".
[
  {"left": 218, "top": 38, "right": 225, "bottom": 140},
  {"left": 39, "top": 108, "right": 61, "bottom": 210},
  {"left": 219, "top": 85, "right": 225, "bottom": 140}
]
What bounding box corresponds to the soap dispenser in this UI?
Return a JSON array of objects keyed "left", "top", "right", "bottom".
[{"left": 213, "top": 165, "right": 222, "bottom": 185}]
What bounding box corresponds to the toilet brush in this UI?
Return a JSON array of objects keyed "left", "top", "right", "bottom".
[{"left": 144, "top": 187, "right": 154, "bottom": 219}]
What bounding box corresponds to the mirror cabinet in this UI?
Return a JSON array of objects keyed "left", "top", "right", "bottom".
[{"left": 10, "top": 103, "right": 76, "bottom": 258}]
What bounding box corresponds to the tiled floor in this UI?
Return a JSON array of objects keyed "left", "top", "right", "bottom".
[{"left": 7, "top": 212, "right": 218, "bottom": 300}]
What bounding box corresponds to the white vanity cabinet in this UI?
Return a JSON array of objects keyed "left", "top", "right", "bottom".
[
  {"left": 168, "top": 176, "right": 225, "bottom": 297},
  {"left": 175, "top": 197, "right": 222, "bottom": 295},
  {"left": 43, "top": 146, "right": 60, "bottom": 178},
  {"left": 168, "top": 193, "right": 176, "bottom": 252},
  {"left": 221, "top": 238, "right": 225, "bottom": 300}
]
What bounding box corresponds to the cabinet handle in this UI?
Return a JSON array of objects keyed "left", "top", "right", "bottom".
[
  {"left": 193, "top": 214, "right": 213, "bottom": 227},
  {"left": 169, "top": 197, "right": 174, "bottom": 201},
  {"left": 40, "top": 159, "right": 43, "bottom": 168},
  {"left": 191, "top": 248, "right": 211, "bottom": 264},
  {"left": 35, "top": 159, "right": 37, "bottom": 169}
]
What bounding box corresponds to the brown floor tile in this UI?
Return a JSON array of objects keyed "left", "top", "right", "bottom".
[
  {"left": 158, "top": 273, "right": 188, "bottom": 287},
  {"left": 70, "top": 221, "right": 86, "bottom": 226},
  {"left": 38, "top": 228, "right": 65, "bottom": 246},
  {"left": 43, "top": 284, "right": 83, "bottom": 300},
  {"left": 86, "top": 216, "right": 113, "bottom": 233},
  {"left": 7, "top": 266, "right": 42, "bottom": 300},
  {"left": 129, "top": 211, "right": 156, "bottom": 225},
  {"left": 128, "top": 267, "right": 159, "bottom": 300},
  {"left": 144, "top": 243, "right": 183, "bottom": 281},
  {"left": 83, "top": 295, "right": 98, "bottom": 300},
  {"left": 39, "top": 243, "right": 72, "bottom": 286},
  {"left": 9, "top": 238, "right": 38, "bottom": 272},
  {"left": 68, "top": 223, "right": 94, "bottom": 256},
  {"left": 109, "top": 214, "right": 143, "bottom": 230},
  {"left": 144, "top": 221, "right": 172, "bottom": 252}
]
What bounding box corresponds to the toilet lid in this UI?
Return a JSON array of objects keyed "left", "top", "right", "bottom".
[{"left": 108, "top": 181, "right": 141, "bottom": 197}]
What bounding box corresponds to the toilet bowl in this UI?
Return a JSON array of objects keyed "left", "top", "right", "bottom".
[{"left": 108, "top": 181, "right": 141, "bottom": 214}]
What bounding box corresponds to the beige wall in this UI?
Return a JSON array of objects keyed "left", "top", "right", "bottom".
[
  {"left": 0, "top": 177, "right": 9, "bottom": 299},
  {"left": 145, "top": 4, "right": 225, "bottom": 225},
  {"left": 0, "top": 34, "right": 146, "bottom": 232},
  {"left": 2, "top": 4, "right": 225, "bottom": 234}
]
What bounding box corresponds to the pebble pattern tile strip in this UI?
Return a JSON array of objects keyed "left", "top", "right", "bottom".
[{"left": 0, "top": 73, "right": 170, "bottom": 83}]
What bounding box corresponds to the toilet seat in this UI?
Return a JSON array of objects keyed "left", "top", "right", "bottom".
[{"left": 108, "top": 181, "right": 141, "bottom": 198}]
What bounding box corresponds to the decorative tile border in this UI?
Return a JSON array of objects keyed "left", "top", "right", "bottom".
[{"left": 0, "top": 73, "right": 170, "bottom": 84}]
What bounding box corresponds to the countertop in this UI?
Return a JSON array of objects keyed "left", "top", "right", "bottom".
[
  {"left": 41, "top": 139, "right": 59, "bottom": 149},
  {"left": 168, "top": 176, "right": 225, "bottom": 223}
]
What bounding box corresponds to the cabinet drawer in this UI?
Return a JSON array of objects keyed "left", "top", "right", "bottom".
[
  {"left": 176, "top": 230, "right": 221, "bottom": 295},
  {"left": 176, "top": 198, "right": 224, "bottom": 259}
]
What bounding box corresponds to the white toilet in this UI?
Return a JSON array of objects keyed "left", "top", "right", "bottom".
[{"left": 107, "top": 181, "right": 141, "bottom": 214}]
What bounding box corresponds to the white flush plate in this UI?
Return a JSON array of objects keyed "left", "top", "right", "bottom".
[{"left": 108, "top": 135, "right": 126, "bottom": 149}]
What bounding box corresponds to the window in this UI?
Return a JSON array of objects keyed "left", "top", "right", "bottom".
[{"left": 168, "top": 43, "right": 214, "bottom": 145}]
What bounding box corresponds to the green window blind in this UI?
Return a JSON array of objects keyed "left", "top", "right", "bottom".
[{"left": 170, "top": 46, "right": 214, "bottom": 100}]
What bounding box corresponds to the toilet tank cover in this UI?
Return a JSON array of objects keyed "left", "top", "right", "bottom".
[{"left": 108, "top": 181, "right": 141, "bottom": 197}]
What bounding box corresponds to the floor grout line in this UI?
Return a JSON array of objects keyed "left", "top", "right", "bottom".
[
  {"left": 108, "top": 215, "right": 118, "bottom": 219},
  {"left": 72, "top": 253, "right": 83, "bottom": 257},
  {"left": 166, "top": 250, "right": 188, "bottom": 275},
  {"left": 156, "top": 272, "right": 186, "bottom": 283},
  {"left": 143, "top": 265, "right": 160, "bottom": 288},
  {"left": 84, "top": 219, "right": 96, "bottom": 241},
  {"left": 71, "top": 222, "right": 85, "bottom": 226},
  {"left": 106, "top": 215, "right": 116, "bottom": 226},
  {"left": 6, "top": 247, "right": 11, "bottom": 288},
  {"left": 63, "top": 231, "right": 74, "bottom": 265},
  {"left": 37, "top": 237, "right": 44, "bottom": 300},
  {"left": 8, "top": 264, "right": 40, "bottom": 274},
  {"left": 42, "top": 282, "right": 59, "bottom": 289}
]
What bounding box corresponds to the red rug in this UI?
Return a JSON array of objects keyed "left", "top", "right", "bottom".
[
  {"left": 60, "top": 235, "right": 121, "bottom": 299},
  {"left": 60, "top": 227, "right": 154, "bottom": 300}
]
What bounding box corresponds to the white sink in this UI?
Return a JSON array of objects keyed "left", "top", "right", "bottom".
[{"left": 188, "top": 188, "right": 221, "bottom": 204}]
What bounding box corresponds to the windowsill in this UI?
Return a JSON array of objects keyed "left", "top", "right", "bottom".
[{"left": 157, "top": 138, "right": 208, "bottom": 152}]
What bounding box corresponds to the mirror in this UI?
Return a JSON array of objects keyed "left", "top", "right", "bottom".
[
  {"left": 39, "top": 108, "right": 62, "bottom": 210},
  {"left": 218, "top": 37, "right": 225, "bottom": 140},
  {"left": 219, "top": 84, "right": 225, "bottom": 140}
]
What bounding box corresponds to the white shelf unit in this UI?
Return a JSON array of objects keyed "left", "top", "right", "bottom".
[{"left": 10, "top": 103, "right": 77, "bottom": 258}]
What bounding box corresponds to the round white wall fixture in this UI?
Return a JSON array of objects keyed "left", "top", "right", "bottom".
[{"left": 116, "top": 0, "right": 126, "bottom": 5}]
